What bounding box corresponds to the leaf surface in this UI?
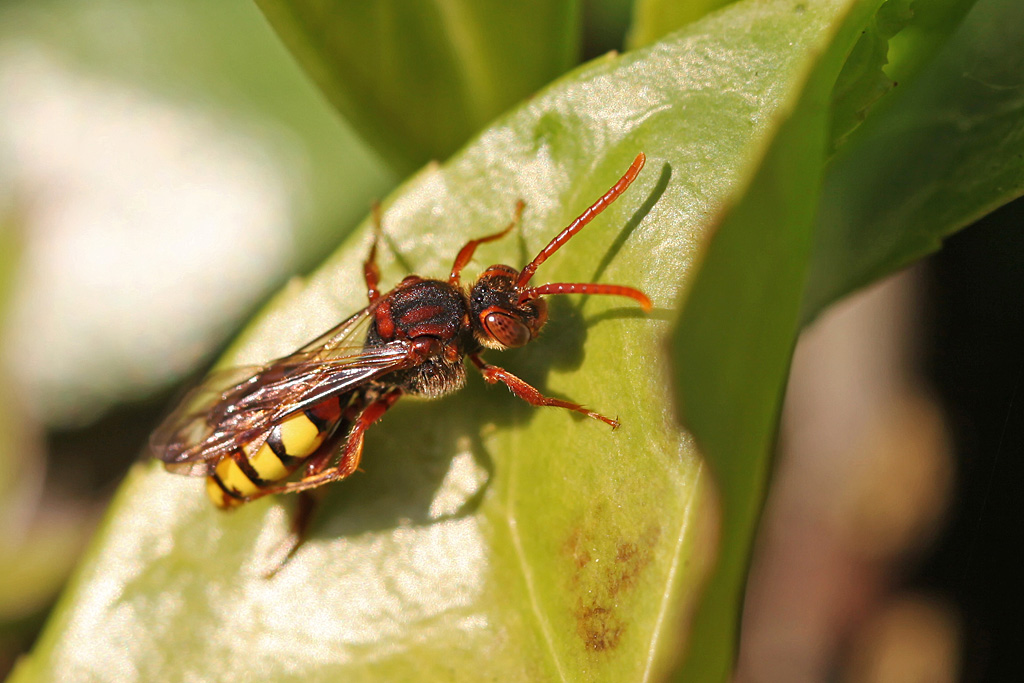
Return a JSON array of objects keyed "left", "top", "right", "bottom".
[{"left": 805, "top": 0, "right": 1024, "bottom": 317}]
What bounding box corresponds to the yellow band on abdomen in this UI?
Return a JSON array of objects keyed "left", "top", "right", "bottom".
[{"left": 278, "top": 412, "right": 325, "bottom": 457}]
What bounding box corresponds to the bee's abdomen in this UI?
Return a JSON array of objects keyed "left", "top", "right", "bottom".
[{"left": 206, "top": 397, "right": 344, "bottom": 509}]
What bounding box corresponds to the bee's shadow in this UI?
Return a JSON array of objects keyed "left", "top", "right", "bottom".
[{"left": 304, "top": 392, "right": 494, "bottom": 540}]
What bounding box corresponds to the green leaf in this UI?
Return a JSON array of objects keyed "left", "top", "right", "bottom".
[
  {"left": 255, "top": 0, "right": 582, "bottom": 173},
  {"left": 828, "top": 0, "right": 913, "bottom": 150},
  {"left": 12, "top": 1, "right": 876, "bottom": 680},
  {"left": 805, "top": 0, "right": 1024, "bottom": 317},
  {"left": 885, "top": 0, "right": 979, "bottom": 85}
]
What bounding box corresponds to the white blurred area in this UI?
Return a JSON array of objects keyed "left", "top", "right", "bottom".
[{"left": 0, "top": 45, "right": 299, "bottom": 427}]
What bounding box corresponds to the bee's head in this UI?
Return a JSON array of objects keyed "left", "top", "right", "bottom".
[
  {"left": 465, "top": 153, "right": 652, "bottom": 351},
  {"left": 469, "top": 265, "right": 548, "bottom": 350}
]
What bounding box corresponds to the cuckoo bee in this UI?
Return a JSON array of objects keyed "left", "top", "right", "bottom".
[{"left": 151, "top": 154, "right": 651, "bottom": 514}]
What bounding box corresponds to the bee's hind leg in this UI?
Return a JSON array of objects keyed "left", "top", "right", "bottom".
[
  {"left": 260, "top": 389, "right": 402, "bottom": 497},
  {"left": 259, "top": 390, "right": 402, "bottom": 577},
  {"left": 260, "top": 492, "right": 320, "bottom": 579},
  {"left": 258, "top": 424, "right": 352, "bottom": 578}
]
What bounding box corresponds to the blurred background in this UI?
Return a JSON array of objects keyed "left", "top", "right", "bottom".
[
  {"left": 0, "top": 0, "right": 1020, "bottom": 680},
  {"left": 0, "top": 0, "right": 395, "bottom": 673},
  {"left": 738, "top": 197, "right": 1024, "bottom": 683}
]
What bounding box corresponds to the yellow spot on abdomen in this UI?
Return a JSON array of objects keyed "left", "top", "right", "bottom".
[
  {"left": 204, "top": 410, "right": 332, "bottom": 509},
  {"left": 249, "top": 442, "right": 290, "bottom": 482},
  {"left": 206, "top": 476, "right": 240, "bottom": 509},
  {"left": 278, "top": 413, "right": 325, "bottom": 457},
  {"left": 214, "top": 457, "right": 260, "bottom": 499}
]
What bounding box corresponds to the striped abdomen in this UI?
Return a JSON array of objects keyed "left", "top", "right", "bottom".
[{"left": 205, "top": 397, "right": 345, "bottom": 509}]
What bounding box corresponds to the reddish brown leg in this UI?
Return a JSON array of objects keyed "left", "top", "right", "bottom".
[
  {"left": 291, "top": 491, "right": 317, "bottom": 541},
  {"left": 258, "top": 389, "right": 403, "bottom": 496},
  {"left": 302, "top": 399, "right": 367, "bottom": 478},
  {"left": 262, "top": 491, "right": 319, "bottom": 578},
  {"left": 364, "top": 203, "right": 384, "bottom": 303},
  {"left": 303, "top": 446, "right": 335, "bottom": 478},
  {"left": 470, "top": 353, "right": 618, "bottom": 429},
  {"left": 449, "top": 200, "right": 524, "bottom": 285},
  {"left": 258, "top": 411, "right": 364, "bottom": 577}
]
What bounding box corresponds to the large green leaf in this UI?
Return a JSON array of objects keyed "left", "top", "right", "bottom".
[
  {"left": 255, "top": 0, "right": 582, "bottom": 173},
  {"left": 11, "top": 1, "right": 875, "bottom": 680},
  {"left": 669, "top": 1, "right": 885, "bottom": 679},
  {"left": 827, "top": 0, "right": 913, "bottom": 150}
]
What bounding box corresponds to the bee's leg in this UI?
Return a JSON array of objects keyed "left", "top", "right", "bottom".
[
  {"left": 259, "top": 389, "right": 403, "bottom": 496},
  {"left": 448, "top": 200, "right": 524, "bottom": 286},
  {"left": 469, "top": 352, "right": 619, "bottom": 428},
  {"left": 258, "top": 398, "right": 370, "bottom": 577},
  {"left": 261, "top": 491, "right": 320, "bottom": 578},
  {"left": 291, "top": 490, "right": 318, "bottom": 545},
  {"left": 302, "top": 400, "right": 365, "bottom": 479},
  {"left": 364, "top": 202, "right": 384, "bottom": 303}
]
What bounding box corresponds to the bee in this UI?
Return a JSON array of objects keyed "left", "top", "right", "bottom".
[{"left": 151, "top": 153, "right": 651, "bottom": 515}]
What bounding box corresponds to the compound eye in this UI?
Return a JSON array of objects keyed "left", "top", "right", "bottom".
[{"left": 482, "top": 311, "right": 531, "bottom": 348}]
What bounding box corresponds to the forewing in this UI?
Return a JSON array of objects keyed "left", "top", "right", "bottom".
[
  {"left": 150, "top": 365, "right": 268, "bottom": 475},
  {"left": 151, "top": 305, "right": 411, "bottom": 476}
]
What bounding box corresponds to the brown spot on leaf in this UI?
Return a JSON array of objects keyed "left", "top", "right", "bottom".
[
  {"left": 562, "top": 528, "right": 592, "bottom": 577},
  {"left": 562, "top": 515, "right": 662, "bottom": 653},
  {"left": 576, "top": 603, "right": 624, "bottom": 651}
]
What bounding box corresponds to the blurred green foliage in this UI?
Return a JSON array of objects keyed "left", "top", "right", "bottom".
[
  {"left": 627, "top": 0, "right": 740, "bottom": 47},
  {"left": 1, "top": 202, "right": 92, "bottom": 676},
  {"left": 256, "top": 0, "right": 582, "bottom": 174}
]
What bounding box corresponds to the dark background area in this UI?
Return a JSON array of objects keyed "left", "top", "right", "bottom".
[{"left": 922, "top": 194, "right": 1024, "bottom": 682}]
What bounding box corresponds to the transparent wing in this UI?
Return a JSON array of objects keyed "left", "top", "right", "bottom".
[{"left": 150, "top": 305, "right": 412, "bottom": 476}]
